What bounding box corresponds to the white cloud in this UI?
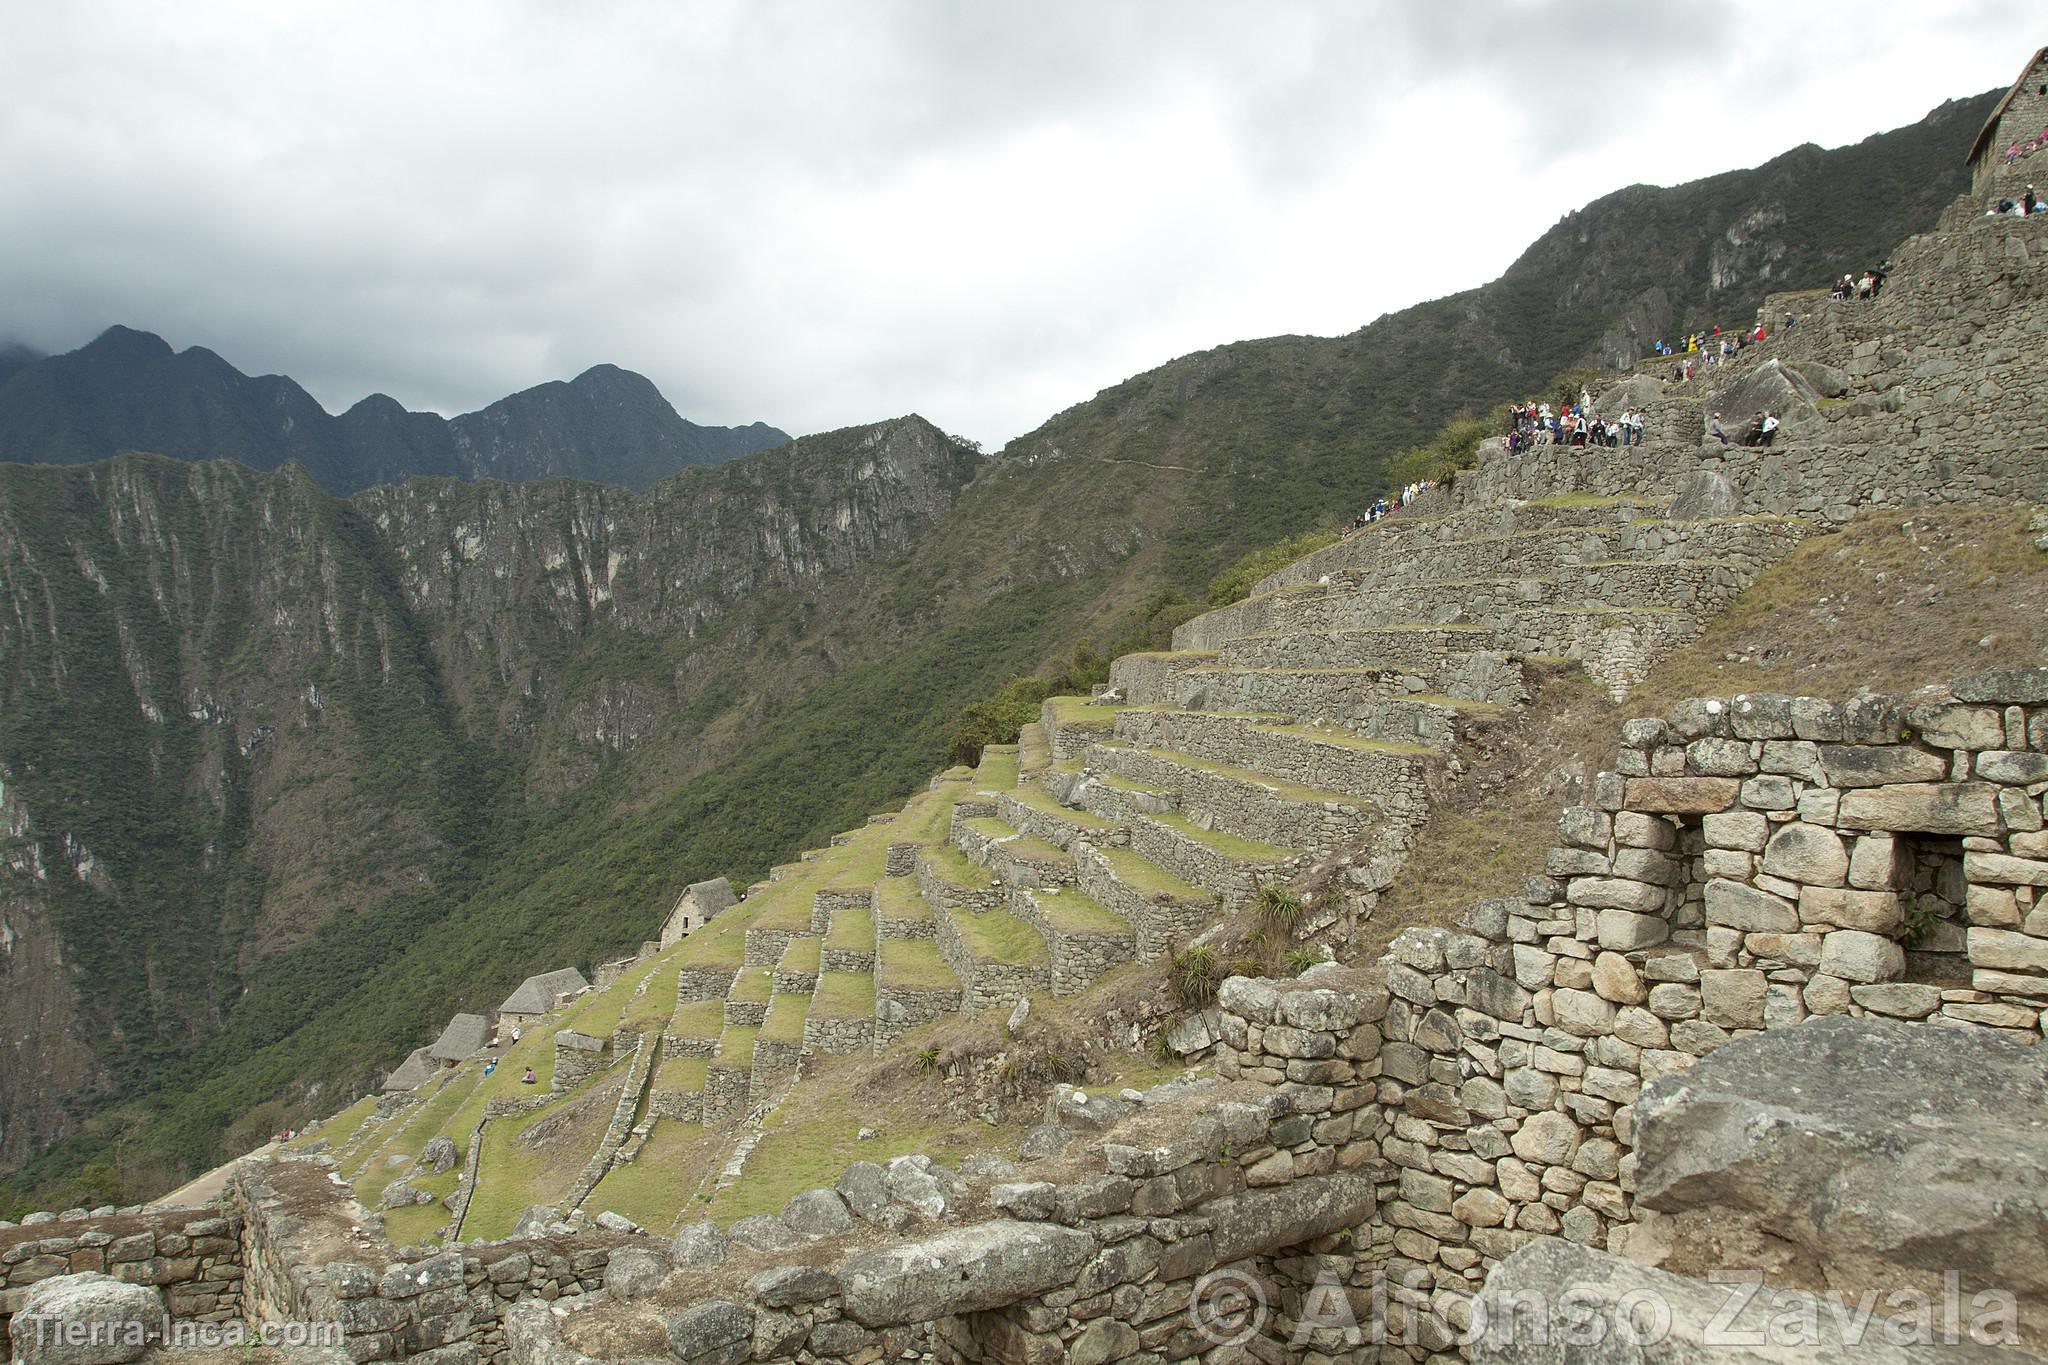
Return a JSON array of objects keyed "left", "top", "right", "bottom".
[{"left": 0, "top": 0, "right": 2031, "bottom": 448}]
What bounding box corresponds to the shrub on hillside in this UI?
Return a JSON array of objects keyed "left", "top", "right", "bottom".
[{"left": 1206, "top": 529, "right": 1342, "bottom": 606}]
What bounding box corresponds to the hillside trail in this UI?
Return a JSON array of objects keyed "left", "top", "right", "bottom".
[{"left": 147, "top": 1140, "right": 278, "bottom": 1210}]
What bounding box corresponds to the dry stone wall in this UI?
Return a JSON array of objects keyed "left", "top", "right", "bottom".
[{"left": 0, "top": 1207, "right": 243, "bottom": 1358}]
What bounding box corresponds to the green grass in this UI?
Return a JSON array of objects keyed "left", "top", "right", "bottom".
[
  {"left": 716, "top": 1026, "right": 759, "bottom": 1068},
  {"left": 584, "top": 1121, "right": 708, "bottom": 1233},
  {"left": 825, "top": 906, "right": 876, "bottom": 952},
  {"left": 894, "top": 787, "right": 966, "bottom": 846},
  {"left": 704, "top": 1112, "right": 952, "bottom": 1225},
  {"left": 761, "top": 996, "right": 809, "bottom": 1043},
  {"left": 620, "top": 953, "right": 689, "bottom": 1032},
  {"left": 1106, "top": 746, "right": 1361, "bottom": 804},
  {"left": 1094, "top": 845, "right": 1209, "bottom": 903},
  {"left": 876, "top": 876, "right": 932, "bottom": 922},
  {"left": 948, "top": 907, "right": 1047, "bottom": 965},
  {"left": 381, "top": 1166, "right": 460, "bottom": 1249},
  {"left": 1029, "top": 889, "right": 1131, "bottom": 935},
  {"left": 347, "top": 1068, "right": 484, "bottom": 1208},
  {"left": 1005, "top": 783, "right": 1117, "bottom": 828},
  {"left": 727, "top": 967, "right": 775, "bottom": 1004},
  {"left": 879, "top": 939, "right": 958, "bottom": 991},
  {"left": 1262, "top": 721, "right": 1443, "bottom": 756},
  {"left": 812, "top": 971, "right": 876, "bottom": 1019},
  {"left": 777, "top": 936, "right": 822, "bottom": 972},
  {"left": 1151, "top": 810, "right": 1297, "bottom": 861},
  {"left": 1043, "top": 696, "right": 1120, "bottom": 727},
  {"left": 655, "top": 1054, "right": 710, "bottom": 1092},
  {"left": 923, "top": 843, "right": 990, "bottom": 890},
  {"left": 462, "top": 1073, "right": 616, "bottom": 1241},
  {"left": 1018, "top": 723, "right": 1051, "bottom": 774},
  {"left": 299, "top": 1094, "right": 379, "bottom": 1154},
  {"left": 669, "top": 1001, "right": 725, "bottom": 1039},
  {"left": 974, "top": 746, "right": 1020, "bottom": 791}
]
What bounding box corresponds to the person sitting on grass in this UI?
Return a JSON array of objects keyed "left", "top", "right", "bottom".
[{"left": 521, "top": 1067, "right": 537, "bottom": 1085}]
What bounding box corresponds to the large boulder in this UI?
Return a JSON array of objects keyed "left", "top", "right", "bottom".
[
  {"left": 7, "top": 1273, "right": 164, "bottom": 1365},
  {"left": 419, "top": 1136, "right": 458, "bottom": 1174},
  {"left": 1705, "top": 358, "right": 1822, "bottom": 442},
  {"left": 1594, "top": 372, "right": 1662, "bottom": 415},
  {"left": 1632, "top": 1016, "right": 2048, "bottom": 1342},
  {"left": 1666, "top": 469, "right": 1741, "bottom": 522},
  {"left": 1470, "top": 1238, "right": 2038, "bottom": 1362},
  {"left": 603, "top": 1246, "right": 669, "bottom": 1300}
]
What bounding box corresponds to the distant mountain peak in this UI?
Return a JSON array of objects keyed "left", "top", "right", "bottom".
[{"left": 0, "top": 333, "right": 791, "bottom": 494}]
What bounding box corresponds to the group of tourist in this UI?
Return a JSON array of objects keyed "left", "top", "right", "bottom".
[
  {"left": 1503, "top": 398, "right": 1645, "bottom": 452},
  {"left": 2001, "top": 121, "right": 2048, "bottom": 168},
  {"left": 1989, "top": 184, "right": 2045, "bottom": 216},
  {"left": 1831, "top": 263, "right": 1890, "bottom": 300},
  {"left": 1707, "top": 410, "right": 1780, "bottom": 447},
  {"left": 1346, "top": 478, "right": 1436, "bottom": 531},
  {"left": 1649, "top": 323, "right": 1768, "bottom": 360}
]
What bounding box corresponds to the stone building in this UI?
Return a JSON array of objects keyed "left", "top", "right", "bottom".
[
  {"left": 1969, "top": 43, "right": 2048, "bottom": 195},
  {"left": 659, "top": 876, "right": 737, "bottom": 949},
  {"left": 494, "top": 968, "right": 590, "bottom": 1032}
]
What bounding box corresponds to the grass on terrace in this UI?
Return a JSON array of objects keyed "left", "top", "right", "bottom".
[
  {"left": 670, "top": 1000, "right": 725, "bottom": 1039},
  {"left": 727, "top": 967, "right": 775, "bottom": 1004},
  {"left": 812, "top": 971, "right": 876, "bottom": 1019},
  {"left": 973, "top": 745, "right": 1020, "bottom": 792},
  {"left": 876, "top": 875, "right": 932, "bottom": 922},
  {"left": 716, "top": 1026, "right": 759, "bottom": 1069},
  {"left": 583, "top": 1120, "right": 715, "bottom": 1235},
  {"left": 1149, "top": 810, "right": 1297, "bottom": 861},
  {"left": 1091, "top": 845, "right": 1210, "bottom": 904},
  {"left": 777, "top": 936, "right": 822, "bottom": 973},
  {"left": 462, "top": 1072, "right": 618, "bottom": 1242},
  {"left": 1029, "top": 889, "right": 1131, "bottom": 935},
  {"left": 761, "top": 995, "right": 809, "bottom": 1043},
  {"left": 654, "top": 1054, "right": 710, "bottom": 1093},
  {"left": 825, "top": 905, "right": 876, "bottom": 952},
  {"left": 948, "top": 906, "right": 1046, "bottom": 965},
  {"left": 879, "top": 939, "right": 958, "bottom": 992}
]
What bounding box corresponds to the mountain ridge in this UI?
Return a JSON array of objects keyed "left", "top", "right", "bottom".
[{"left": 0, "top": 326, "right": 792, "bottom": 493}]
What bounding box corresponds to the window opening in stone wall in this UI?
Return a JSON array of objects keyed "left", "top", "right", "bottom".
[{"left": 1895, "top": 833, "right": 1970, "bottom": 987}]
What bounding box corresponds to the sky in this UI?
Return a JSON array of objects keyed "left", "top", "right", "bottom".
[{"left": 0, "top": 2, "right": 2035, "bottom": 449}]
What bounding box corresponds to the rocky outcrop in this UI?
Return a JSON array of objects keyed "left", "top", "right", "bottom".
[
  {"left": 1629, "top": 1016, "right": 2048, "bottom": 1342},
  {"left": 7, "top": 1273, "right": 164, "bottom": 1365}
]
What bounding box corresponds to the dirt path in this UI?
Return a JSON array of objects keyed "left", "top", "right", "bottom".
[{"left": 148, "top": 1141, "right": 279, "bottom": 1209}]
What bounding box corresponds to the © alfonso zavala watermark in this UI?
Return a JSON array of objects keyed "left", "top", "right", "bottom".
[
  {"left": 17, "top": 1312, "right": 344, "bottom": 1353},
  {"left": 1187, "top": 1264, "right": 2025, "bottom": 1351}
]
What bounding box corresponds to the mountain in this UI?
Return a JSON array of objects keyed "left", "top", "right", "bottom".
[
  {"left": 0, "top": 89, "right": 1997, "bottom": 1209},
  {"left": 0, "top": 328, "right": 792, "bottom": 493},
  {"left": 0, "top": 343, "right": 42, "bottom": 387}
]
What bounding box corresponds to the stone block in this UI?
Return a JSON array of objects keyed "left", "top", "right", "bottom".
[
  {"left": 1594, "top": 910, "right": 1668, "bottom": 951},
  {"left": 1817, "top": 930, "right": 1904, "bottom": 984},
  {"left": 1698, "top": 969, "right": 1767, "bottom": 1028},
  {"left": 1978, "top": 750, "right": 2048, "bottom": 785},
  {"left": 1624, "top": 777, "right": 1739, "bottom": 815},
  {"left": 1759, "top": 823, "right": 1847, "bottom": 886},
  {"left": 1564, "top": 877, "right": 1664, "bottom": 913},
  {"left": 1965, "top": 851, "right": 2048, "bottom": 887},
  {"left": 1686, "top": 737, "right": 1754, "bottom": 777},
  {"left": 1967, "top": 927, "right": 2048, "bottom": 974},
  {"left": 1836, "top": 783, "right": 1999, "bottom": 835},
  {"left": 1701, "top": 811, "right": 1768, "bottom": 851},
  {"left": 1703, "top": 880, "right": 1797, "bottom": 932},
  {"left": 1796, "top": 886, "right": 1903, "bottom": 934}
]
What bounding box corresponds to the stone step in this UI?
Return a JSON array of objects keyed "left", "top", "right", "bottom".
[
  {"left": 722, "top": 965, "right": 775, "bottom": 1026},
  {"left": 1082, "top": 742, "right": 1377, "bottom": 851},
  {"left": 1253, "top": 495, "right": 1676, "bottom": 593},
  {"left": 822, "top": 900, "right": 876, "bottom": 973},
  {"left": 772, "top": 937, "right": 821, "bottom": 996},
  {"left": 755, "top": 994, "right": 807, "bottom": 1076},
  {"left": 1074, "top": 843, "right": 1214, "bottom": 962},
  {"left": 875, "top": 939, "right": 961, "bottom": 1047},
  {"left": 876, "top": 874, "right": 937, "bottom": 941},
  {"left": 1215, "top": 624, "right": 1501, "bottom": 673},
  {"left": 1170, "top": 667, "right": 1522, "bottom": 735},
  {"left": 1010, "top": 886, "right": 1137, "bottom": 995},
  {"left": 1126, "top": 810, "right": 1302, "bottom": 908},
  {"left": 915, "top": 844, "right": 1002, "bottom": 917},
  {"left": 1041, "top": 695, "right": 1121, "bottom": 761},
  {"left": 931, "top": 897, "right": 1051, "bottom": 1019},
  {"left": 1110, "top": 708, "right": 1443, "bottom": 816},
  {"left": 804, "top": 970, "right": 876, "bottom": 1055},
  {"left": 1176, "top": 560, "right": 1753, "bottom": 649},
  {"left": 952, "top": 811, "right": 1076, "bottom": 889},
  {"left": 997, "top": 784, "right": 1128, "bottom": 851},
  {"left": 1107, "top": 650, "right": 1218, "bottom": 706}
]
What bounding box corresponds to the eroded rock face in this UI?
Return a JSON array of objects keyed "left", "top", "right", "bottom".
[
  {"left": 1470, "top": 1239, "right": 2037, "bottom": 1363},
  {"left": 1632, "top": 1016, "right": 2048, "bottom": 1339},
  {"left": 7, "top": 1273, "right": 164, "bottom": 1365}
]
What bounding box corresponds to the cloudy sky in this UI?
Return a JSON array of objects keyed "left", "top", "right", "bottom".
[{"left": 0, "top": 3, "right": 2033, "bottom": 447}]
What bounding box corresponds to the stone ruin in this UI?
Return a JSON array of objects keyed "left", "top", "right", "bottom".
[{"left": 6, "top": 670, "right": 2045, "bottom": 1363}]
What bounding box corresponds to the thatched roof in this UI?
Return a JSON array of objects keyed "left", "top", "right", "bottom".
[
  {"left": 498, "top": 967, "right": 590, "bottom": 1015},
  {"left": 681, "top": 877, "right": 738, "bottom": 916},
  {"left": 427, "top": 1012, "right": 488, "bottom": 1062},
  {"left": 382, "top": 1046, "right": 437, "bottom": 1092}
]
